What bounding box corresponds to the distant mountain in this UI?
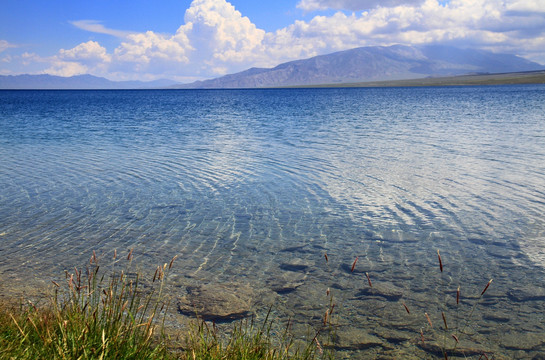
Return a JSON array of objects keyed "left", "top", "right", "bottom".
[
  {"left": 179, "top": 45, "right": 544, "bottom": 88},
  {"left": 0, "top": 74, "right": 180, "bottom": 89}
]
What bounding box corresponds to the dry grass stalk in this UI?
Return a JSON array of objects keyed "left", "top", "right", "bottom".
[
  {"left": 481, "top": 279, "right": 493, "bottom": 296},
  {"left": 351, "top": 256, "right": 359, "bottom": 272},
  {"left": 365, "top": 272, "right": 372, "bottom": 288},
  {"left": 441, "top": 311, "right": 448, "bottom": 330},
  {"left": 314, "top": 337, "right": 323, "bottom": 355},
  {"left": 168, "top": 255, "right": 178, "bottom": 269},
  {"left": 323, "top": 309, "right": 329, "bottom": 326},
  {"left": 425, "top": 312, "right": 433, "bottom": 328},
  {"left": 456, "top": 286, "right": 460, "bottom": 305}
]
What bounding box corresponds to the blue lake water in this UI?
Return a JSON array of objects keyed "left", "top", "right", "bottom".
[{"left": 1, "top": 87, "right": 545, "bottom": 358}]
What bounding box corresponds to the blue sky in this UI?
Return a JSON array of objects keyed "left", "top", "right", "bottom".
[{"left": 1, "top": 0, "right": 544, "bottom": 81}]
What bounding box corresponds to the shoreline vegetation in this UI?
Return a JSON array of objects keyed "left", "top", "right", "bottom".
[
  {"left": 291, "top": 70, "right": 545, "bottom": 88},
  {"left": 1, "top": 70, "right": 544, "bottom": 90},
  {"left": 0, "top": 250, "right": 332, "bottom": 360},
  {"left": 0, "top": 249, "right": 497, "bottom": 359}
]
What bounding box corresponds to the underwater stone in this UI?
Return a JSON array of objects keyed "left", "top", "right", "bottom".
[
  {"left": 507, "top": 287, "right": 545, "bottom": 302},
  {"left": 355, "top": 283, "right": 404, "bottom": 301},
  {"left": 502, "top": 331, "right": 545, "bottom": 350},
  {"left": 279, "top": 258, "right": 314, "bottom": 272},
  {"left": 417, "top": 341, "right": 484, "bottom": 357},
  {"left": 177, "top": 282, "right": 254, "bottom": 321},
  {"left": 267, "top": 272, "right": 306, "bottom": 294},
  {"left": 329, "top": 327, "right": 387, "bottom": 350}
]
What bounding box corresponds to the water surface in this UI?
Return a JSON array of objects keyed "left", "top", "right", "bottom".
[{"left": 1, "top": 87, "right": 545, "bottom": 358}]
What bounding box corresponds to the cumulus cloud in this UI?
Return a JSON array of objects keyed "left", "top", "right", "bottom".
[
  {"left": 181, "top": 0, "right": 266, "bottom": 65},
  {"left": 297, "top": 0, "right": 425, "bottom": 11},
  {"left": 506, "top": 0, "right": 545, "bottom": 14},
  {"left": 114, "top": 31, "right": 190, "bottom": 64},
  {"left": 59, "top": 41, "right": 111, "bottom": 63},
  {"left": 19, "top": 0, "right": 545, "bottom": 81},
  {"left": 45, "top": 61, "right": 89, "bottom": 77}
]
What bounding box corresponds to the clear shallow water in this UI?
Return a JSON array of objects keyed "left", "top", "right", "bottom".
[{"left": 1, "top": 87, "right": 545, "bottom": 358}]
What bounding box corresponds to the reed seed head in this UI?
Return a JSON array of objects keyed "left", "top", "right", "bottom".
[
  {"left": 425, "top": 312, "right": 433, "bottom": 328},
  {"left": 351, "top": 256, "right": 359, "bottom": 272},
  {"left": 437, "top": 249, "right": 443, "bottom": 272},
  {"left": 169, "top": 254, "right": 178, "bottom": 269},
  {"left": 481, "top": 279, "right": 493, "bottom": 296},
  {"left": 457, "top": 285, "right": 460, "bottom": 304}
]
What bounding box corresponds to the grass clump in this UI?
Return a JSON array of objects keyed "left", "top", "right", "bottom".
[
  {"left": 180, "top": 308, "right": 333, "bottom": 360},
  {"left": 0, "top": 250, "right": 173, "bottom": 360},
  {"left": 0, "top": 250, "right": 330, "bottom": 360}
]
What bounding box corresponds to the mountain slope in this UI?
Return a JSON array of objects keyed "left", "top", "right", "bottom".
[
  {"left": 0, "top": 74, "right": 179, "bottom": 89},
  {"left": 180, "top": 45, "right": 544, "bottom": 88}
]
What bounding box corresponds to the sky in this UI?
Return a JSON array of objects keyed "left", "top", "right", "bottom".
[{"left": 1, "top": 0, "right": 544, "bottom": 82}]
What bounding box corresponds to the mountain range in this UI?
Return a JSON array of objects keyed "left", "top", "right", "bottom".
[
  {"left": 1, "top": 45, "right": 543, "bottom": 89},
  {"left": 180, "top": 45, "right": 544, "bottom": 88},
  {"left": 0, "top": 74, "right": 178, "bottom": 90}
]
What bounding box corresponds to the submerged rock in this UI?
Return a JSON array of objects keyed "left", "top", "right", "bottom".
[
  {"left": 328, "top": 327, "right": 387, "bottom": 350},
  {"left": 177, "top": 282, "right": 254, "bottom": 321},
  {"left": 279, "top": 258, "right": 314, "bottom": 272},
  {"left": 355, "top": 283, "right": 404, "bottom": 301},
  {"left": 502, "top": 331, "right": 545, "bottom": 350},
  {"left": 417, "top": 341, "right": 485, "bottom": 358},
  {"left": 507, "top": 287, "right": 545, "bottom": 302},
  {"left": 267, "top": 272, "right": 306, "bottom": 294}
]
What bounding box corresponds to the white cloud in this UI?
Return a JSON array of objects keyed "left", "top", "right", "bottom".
[
  {"left": 181, "top": 0, "right": 266, "bottom": 64},
  {"left": 59, "top": 41, "right": 111, "bottom": 63},
  {"left": 16, "top": 0, "right": 544, "bottom": 81},
  {"left": 70, "top": 20, "right": 134, "bottom": 38},
  {"left": 297, "top": 0, "right": 424, "bottom": 11},
  {"left": 506, "top": 0, "right": 545, "bottom": 14},
  {"left": 114, "top": 31, "right": 190, "bottom": 64},
  {"left": 0, "top": 40, "right": 17, "bottom": 53},
  {"left": 45, "top": 61, "right": 88, "bottom": 77}
]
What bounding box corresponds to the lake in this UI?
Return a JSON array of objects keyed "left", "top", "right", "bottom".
[{"left": 1, "top": 86, "right": 544, "bottom": 358}]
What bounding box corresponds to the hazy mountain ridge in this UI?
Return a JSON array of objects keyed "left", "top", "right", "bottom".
[
  {"left": 0, "top": 74, "right": 179, "bottom": 89},
  {"left": 180, "top": 45, "right": 544, "bottom": 88},
  {"left": 1, "top": 45, "right": 543, "bottom": 89}
]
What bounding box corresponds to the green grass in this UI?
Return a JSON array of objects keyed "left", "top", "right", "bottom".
[
  {"left": 179, "top": 308, "right": 331, "bottom": 360},
  {"left": 0, "top": 251, "right": 332, "bottom": 360}
]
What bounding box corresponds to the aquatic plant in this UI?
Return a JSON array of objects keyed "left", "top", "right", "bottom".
[{"left": 413, "top": 249, "right": 494, "bottom": 359}]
